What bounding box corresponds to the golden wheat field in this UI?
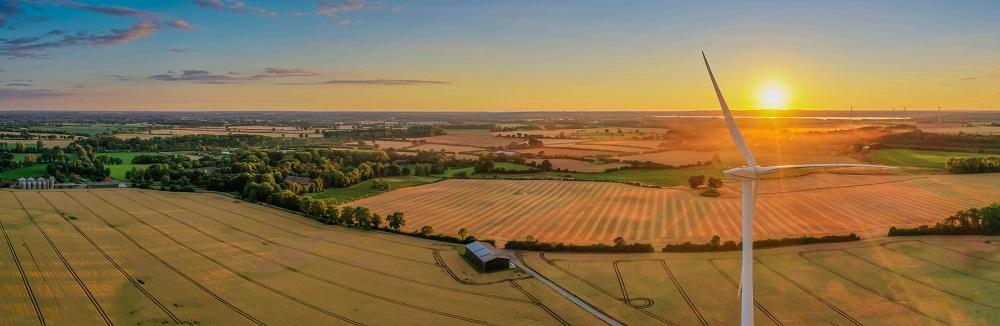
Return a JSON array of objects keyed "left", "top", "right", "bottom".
[
  {"left": 352, "top": 174, "right": 1000, "bottom": 245},
  {"left": 0, "top": 189, "right": 598, "bottom": 325},
  {"left": 525, "top": 236, "right": 1000, "bottom": 325}
]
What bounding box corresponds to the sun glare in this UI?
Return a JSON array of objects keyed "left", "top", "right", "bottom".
[{"left": 755, "top": 79, "right": 791, "bottom": 109}]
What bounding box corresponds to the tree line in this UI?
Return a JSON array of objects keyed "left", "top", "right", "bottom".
[
  {"left": 661, "top": 233, "right": 861, "bottom": 252},
  {"left": 504, "top": 237, "right": 654, "bottom": 253},
  {"left": 888, "top": 202, "right": 999, "bottom": 236},
  {"left": 946, "top": 156, "right": 1000, "bottom": 174}
]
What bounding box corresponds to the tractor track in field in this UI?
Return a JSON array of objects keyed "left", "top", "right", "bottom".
[
  {"left": 706, "top": 259, "right": 783, "bottom": 326},
  {"left": 11, "top": 194, "right": 113, "bottom": 326},
  {"left": 837, "top": 249, "right": 998, "bottom": 309},
  {"left": 142, "top": 191, "right": 532, "bottom": 303},
  {"left": 797, "top": 250, "right": 948, "bottom": 324},
  {"left": 509, "top": 280, "right": 571, "bottom": 326},
  {"left": 33, "top": 193, "right": 182, "bottom": 324},
  {"left": 178, "top": 194, "right": 436, "bottom": 265},
  {"left": 904, "top": 239, "right": 999, "bottom": 264},
  {"left": 0, "top": 218, "right": 45, "bottom": 326},
  {"left": 881, "top": 241, "right": 1000, "bottom": 285},
  {"left": 59, "top": 192, "right": 266, "bottom": 326},
  {"left": 614, "top": 259, "right": 708, "bottom": 326},
  {"left": 86, "top": 191, "right": 366, "bottom": 326},
  {"left": 117, "top": 192, "right": 496, "bottom": 325},
  {"left": 539, "top": 253, "right": 680, "bottom": 325},
  {"left": 753, "top": 257, "right": 861, "bottom": 326}
]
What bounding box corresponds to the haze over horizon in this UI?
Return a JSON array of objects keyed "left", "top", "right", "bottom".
[{"left": 1, "top": 0, "right": 999, "bottom": 111}]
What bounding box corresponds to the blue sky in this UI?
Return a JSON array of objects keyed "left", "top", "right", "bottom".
[{"left": 1, "top": 0, "right": 999, "bottom": 110}]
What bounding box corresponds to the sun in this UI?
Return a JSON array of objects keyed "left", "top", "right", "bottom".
[{"left": 755, "top": 79, "right": 792, "bottom": 109}]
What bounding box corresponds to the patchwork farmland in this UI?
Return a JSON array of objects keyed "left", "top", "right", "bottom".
[
  {"left": 525, "top": 236, "right": 999, "bottom": 325},
  {"left": 0, "top": 189, "right": 595, "bottom": 325},
  {"left": 353, "top": 174, "right": 1000, "bottom": 245}
]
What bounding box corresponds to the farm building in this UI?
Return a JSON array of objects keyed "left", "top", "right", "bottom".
[{"left": 463, "top": 241, "right": 510, "bottom": 271}]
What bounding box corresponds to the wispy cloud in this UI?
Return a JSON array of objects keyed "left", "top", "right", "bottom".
[
  {"left": 193, "top": 0, "right": 275, "bottom": 16},
  {"left": 59, "top": 0, "right": 156, "bottom": 19},
  {"left": 169, "top": 48, "right": 189, "bottom": 53},
  {"left": 167, "top": 19, "right": 194, "bottom": 30},
  {"left": 0, "top": 0, "right": 20, "bottom": 28},
  {"left": 0, "top": 87, "right": 72, "bottom": 100},
  {"left": 5, "top": 83, "right": 32, "bottom": 87},
  {"left": 315, "top": 0, "right": 366, "bottom": 16},
  {"left": 1, "top": 22, "right": 158, "bottom": 58},
  {"left": 251, "top": 68, "right": 320, "bottom": 78},
  {"left": 961, "top": 68, "right": 1000, "bottom": 81},
  {"left": 281, "top": 79, "right": 451, "bottom": 86},
  {"left": 149, "top": 70, "right": 242, "bottom": 84}
]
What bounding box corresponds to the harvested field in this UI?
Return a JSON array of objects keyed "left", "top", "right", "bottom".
[
  {"left": 409, "top": 143, "right": 485, "bottom": 153},
  {"left": 353, "top": 174, "right": 1000, "bottom": 245},
  {"left": 524, "top": 236, "right": 1000, "bottom": 325},
  {"left": 367, "top": 140, "right": 416, "bottom": 149},
  {"left": 717, "top": 150, "right": 860, "bottom": 166},
  {"left": 495, "top": 128, "right": 671, "bottom": 139},
  {"left": 515, "top": 147, "right": 619, "bottom": 158},
  {"left": 116, "top": 127, "right": 325, "bottom": 139},
  {"left": 544, "top": 143, "right": 644, "bottom": 154},
  {"left": 619, "top": 150, "right": 716, "bottom": 166},
  {"left": 586, "top": 140, "right": 667, "bottom": 149},
  {"left": 526, "top": 159, "right": 628, "bottom": 173},
  {"left": 411, "top": 129, "right": 526, "bottom": 147},
  {"left": 0, "top": 189, "right": 594, "bottom": 324}
]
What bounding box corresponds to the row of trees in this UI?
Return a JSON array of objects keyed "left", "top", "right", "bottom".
[
  {"left": 688, "top": 175, "right": 723, "bottom": 189},
  {"left": 946, "top": 156, "right": 1000, "bottom": 174},
  {"left": 504, "top": 237, "right": 654, "bottom": 253},
  {"left": 661, "top": 234, "right": 861, "bottom": 252},
  {"left": 888, "top": 202, "right": 999, "bottom": 236}
]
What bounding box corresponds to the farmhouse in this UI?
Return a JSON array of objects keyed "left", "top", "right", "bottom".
[{"left": 464, "top": 241, "right": 510, "bottom": 271}]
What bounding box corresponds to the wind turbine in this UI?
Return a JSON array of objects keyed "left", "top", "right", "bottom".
[{"left": 701, "top": 52, "right": 895, "bottom": 326}]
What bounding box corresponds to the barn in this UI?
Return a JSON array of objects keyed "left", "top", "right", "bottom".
[{"left": 464, "top": 241, "right": 510, "bottom": 271}]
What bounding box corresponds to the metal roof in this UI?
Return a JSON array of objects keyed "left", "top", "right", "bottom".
[{"left": 465, "top": 241, "right": 502, "bottom": 262}]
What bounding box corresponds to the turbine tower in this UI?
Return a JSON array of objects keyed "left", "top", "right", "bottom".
[{"left": 701, "top": 52, "right": 894, "bottom": 326}]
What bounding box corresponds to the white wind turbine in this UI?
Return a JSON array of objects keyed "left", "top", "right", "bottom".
[{"left": 701, "top": 52, "right": 895, "bottom": 326}]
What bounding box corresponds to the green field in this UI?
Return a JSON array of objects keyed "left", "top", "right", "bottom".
[
  {"left": 109, "top": 164, "right": 151, "bottom": 180},
  {"left": 445, "top": 164, "right": 724, "bottom": 187},
  {"left": 0, "top": 164, "right": 49, "bottom": 179},
  {"left": 871, "top": 149, "right": 995, "bottom": 170},
  {"left": 19, "top": 124, "right": 152, "bottom": 135},
  {"left": 306, "top": 176, "right": 441, "bottom": 204},
  {"left": 439, "top": 162, "right": 535, "bottom": 177}
]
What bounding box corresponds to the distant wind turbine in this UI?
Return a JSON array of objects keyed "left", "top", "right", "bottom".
[{"left": 701, "top": 52, "right": 895, "bottom": 326}]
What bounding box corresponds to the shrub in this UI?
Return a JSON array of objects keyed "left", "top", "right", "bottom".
[{"left": 700, "top": 188, "right": 721, "bottom": 197}]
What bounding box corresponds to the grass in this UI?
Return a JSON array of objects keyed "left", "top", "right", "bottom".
[
  {"left": 0, "top": 164, "right": 49, "bottom": 179},
  {"left": 306, "top": 176, "right": 441, "bottom": 204},
  {"left": 870, "top": 149, "right": 995, "bottom": 170},
  {"left": 109, "top": 164, "right": 151, "bottom": 180},
  {"left": 439, "top": 162, "right": 536, "bottom": 177},
  {"left": 444, "top": 164, "right": 724, "bottom": 187}
]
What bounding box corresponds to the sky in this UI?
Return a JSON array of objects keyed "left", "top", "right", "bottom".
[{"left": 0, "top": 0, "right": 998, "bottom": 111}]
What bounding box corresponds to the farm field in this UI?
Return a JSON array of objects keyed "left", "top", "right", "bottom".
[
  {"left": 352, "top": 174, "right": 1000, "bottom": 245},
  {"left": 526, "top": 158, "right": 628, "bottom": 173},
  {"left": 306, "top": 176, "right": 440, "bottom": 204},
  {"left": 870, "top": 149, "right": 995, "bottom": 170},
  {"left": 619, "top": 150, "right": 717, "bottom": 166},
  {"left": 116, "top": 126, "right": 326, "bottom": 139},
  {"left": 0, "top": 139, "right": 75, "bottom": 148},
  {"left": 439, "top": 162, "right": 535, "bottom": 177},
  {"left": 408, "top": 143, "right": 485, "bottom": 153},
  {"left": 515, "top": 147, "right": 620, "bottom": 159},
  {"left": 0, "top": 189, "right": 594, "bottom": 325},
  {"left": 917, "top": 123, "right": 1000, "bottom": 135},
  {"left": 0, "top": 164, "right": 48, "bottom": 179},
  {"left": 543, "top": 143, "right": 644, "bottom": 154},
  {"left": 494, "top": 127, "right": 671, "bottom": 139},
  {"left": 524, "top": 236, "right": 999, "bottom": 325},
  {"left": 411, "top": 129, "right": 526, "bottom": 147}
]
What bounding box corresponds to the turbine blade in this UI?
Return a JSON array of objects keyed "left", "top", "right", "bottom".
[
  {"left": 755, "top": 163, "right": 897, "bottom": 176},
  {"left": 702, "top": 51, "right": 758, "bottom": 167}
]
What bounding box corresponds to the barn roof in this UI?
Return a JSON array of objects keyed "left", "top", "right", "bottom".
[{"left": 465, "top": 241, "right": 502, "bottom": 262}]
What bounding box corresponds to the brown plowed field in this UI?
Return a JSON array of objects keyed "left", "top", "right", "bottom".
[{"left": 352, "top": 174, "right": 1000, "bottom": 245}]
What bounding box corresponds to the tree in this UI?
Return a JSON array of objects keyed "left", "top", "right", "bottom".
[
  {"left": 707, "top": 177, "right": 723, "bottom": 189},
  {"left": 419, "top": 225, "right": 434, "bottom": 235},
  {"left": 687, "top": 175, "right": 705, "bottom": 189},
  {"left": 355, "top": 207, "right": 372, "bottom": 229},
  {"left": 458, "top": 228, "right": 469, "bottom": 240},
  {"left": 308, "top": 200, "right": 328, "bottom": 220},
  {"left": 387, "top": 212, "right": 406, "bottom": 231},
  {"left": 340, "top": 206, "right": 356, "bottom": 225},
  {"left": 323, "top": 206, "right": 339, "bottom": 225},
  {"left": 371, "top": 213, "right": 382, "bottom": 229},
  {"left": 540, "top": 159, "right": 553, "bottom": 171},
  {"left": 473, "top": 158, "right": 495, "bottom": 173},
  {"left": 613, "top": 236, "right": 627, "bottom": 247}
]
